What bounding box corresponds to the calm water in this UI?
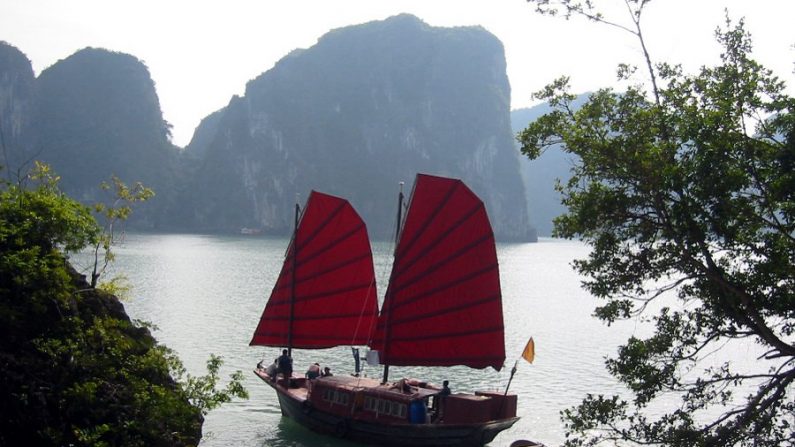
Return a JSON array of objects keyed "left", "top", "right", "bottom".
[{"left": 71, "top": 234, "right": 640, "bottom": 447}]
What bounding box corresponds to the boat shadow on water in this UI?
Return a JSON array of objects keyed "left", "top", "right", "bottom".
[
  {"left": 260, "top": 417, "right": 364, "bottom": 447},
  {"left": 265, "top": 417, "right": 538, "bottom": 447}
]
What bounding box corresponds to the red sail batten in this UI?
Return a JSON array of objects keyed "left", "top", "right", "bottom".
[
  {"left": 250, "top": 191, "right": 378, "bottom": 349},
  {"left": 371, "top": 174, "right": 506, "bottom": 371}
]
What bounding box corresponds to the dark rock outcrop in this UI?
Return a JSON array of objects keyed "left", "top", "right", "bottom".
[{"left": 0, "top": 258, "right": 203, "bottom": 447}]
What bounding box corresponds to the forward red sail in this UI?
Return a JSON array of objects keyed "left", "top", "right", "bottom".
[
  {"left": 250, "top": 191, "right": 378, "bottom": 348},
  {"left": 370, "top": 174, "right": 506, "bottom": 370}
]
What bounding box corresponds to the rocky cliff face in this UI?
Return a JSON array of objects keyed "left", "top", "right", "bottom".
[
  {"left": 0, "top": 41, "right": 36, "bottom": 174},
  {"left": 32, "top": 48, "right": 178, "bottom": 209},
  {"left": 179, "top": 14, "right": 533, "bottom": 240},
  {"left": 0, "top": 44, "right": 178, "bottom": 227}
]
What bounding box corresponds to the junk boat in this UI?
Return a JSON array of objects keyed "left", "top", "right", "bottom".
[{"left": 250, "top": 174, "right": 520, "bottom": 446}]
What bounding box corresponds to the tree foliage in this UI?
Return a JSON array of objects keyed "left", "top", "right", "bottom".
[
  {"left": 90, "top": 175, "right": 154, "bottom": 288},
  {"left": 520, "top": 1, "right": 795, "bottom": 445},
  {"left": 0, "top": 163, "right": 247, "bottom": 446}
]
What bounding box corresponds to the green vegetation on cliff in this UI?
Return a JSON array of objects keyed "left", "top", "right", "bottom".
[{"left": 0, "top": 163, "right": 246, "bottom": 446}]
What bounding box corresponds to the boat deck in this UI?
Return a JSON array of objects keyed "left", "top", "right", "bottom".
[
  {"left": 254, "top": 368, "right": 445, "bottom": 403},
  {"left": 254, "top": 368, "right": 309, "bottom": 401},
  {"left": 285, "top": 385, "right": 308, "bottom": 401}
]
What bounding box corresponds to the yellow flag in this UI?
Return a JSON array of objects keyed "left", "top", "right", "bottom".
[{"left": 521, "top": 337, "right": 535, "bottom": 364}]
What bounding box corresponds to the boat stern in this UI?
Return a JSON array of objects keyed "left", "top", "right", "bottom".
[{"left": 440, "top": 391, "right": 517, "bottom": 425}]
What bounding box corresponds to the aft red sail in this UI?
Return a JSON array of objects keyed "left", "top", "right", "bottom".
[
  {"left": 250, "top": 191, "right": 378, "bottom": 349},
  {"left": 371, "top": 174, "right": 505, "bottom": 370}
]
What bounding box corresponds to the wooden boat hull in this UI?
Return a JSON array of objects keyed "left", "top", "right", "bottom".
[{"left": 258, "top": 372, "right": 519, "bottom": 446}]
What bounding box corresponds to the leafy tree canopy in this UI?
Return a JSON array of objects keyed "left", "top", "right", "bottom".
[
  {"left": 519, "top": 1, "right": 795, "bottom": 445},
  {"left": 0, "top": 163, "right": 246, "bottom": 446}
]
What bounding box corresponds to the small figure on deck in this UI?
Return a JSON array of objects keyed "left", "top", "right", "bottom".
[
  {"left": 431, "top": 380, "right": 452, "bottom": 423},
  {"left": 322, "top": 366, "right": 333, "bottom": 377},
  {"left": 394, "top": 378, "right": 412, "bottom": 393},
  {"left": 265, "top": 359, "right": 278, "bottom": 379},
  {"left": 305, "top": 362, "right": 321, "bottom": 379},
  {"left": 277, "top": 349, "right": 293, "bottom": 381},
  {"left": 351, "top": 347, "right": 361, "bottom": 376},
  {"left": 440, "top": 380, "right": 451, "bottom": 396}
]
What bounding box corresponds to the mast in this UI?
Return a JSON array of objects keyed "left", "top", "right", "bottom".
[
  {"left": 287, "top": 199, "right": 300, "bottom": 357},
  {"left": 382, "top": 181, "right": 404, "bottom": 383}
]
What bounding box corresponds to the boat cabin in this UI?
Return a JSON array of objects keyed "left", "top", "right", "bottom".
[{"left": 305, "top": 375, "right": 516, "bottom": 425}]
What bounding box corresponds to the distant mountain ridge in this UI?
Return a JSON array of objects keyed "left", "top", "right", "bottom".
[{"left": 0, "top": 15, "right": 537, "bottom": 241}]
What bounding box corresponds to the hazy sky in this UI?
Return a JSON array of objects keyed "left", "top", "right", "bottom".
[{"left": 1, "top": 0, "right": 793, "bottom": 147}]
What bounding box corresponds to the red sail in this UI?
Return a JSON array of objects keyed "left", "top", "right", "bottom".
[
  {"left": 371, "top": 174, "right": 505, "bottom": 370},
  {"left": 250, "top": 191, "right": 378, "bottom": 348}
]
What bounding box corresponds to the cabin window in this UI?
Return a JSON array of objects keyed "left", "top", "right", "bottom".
[
  {"left": 364, "top": 396, "right": 376, "bottom": 411},
  {"left": 364, "top": 396, "right": 406, "bottom": 418},
  {"left": 390, "top": 401, "right": 407, "bottom": 418},
  {"left": 321, "top": 388, "right": 349, "bottom": 406}
]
